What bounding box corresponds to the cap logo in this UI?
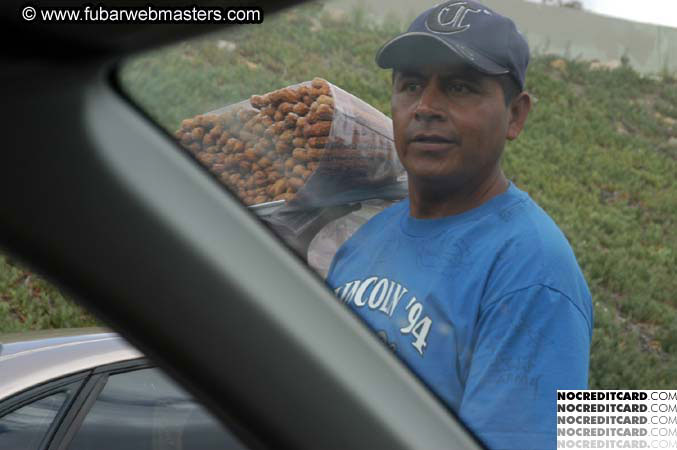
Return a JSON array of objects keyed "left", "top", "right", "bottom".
[{"left": 426, "top": 2, "right": 481, "bottom": 35}]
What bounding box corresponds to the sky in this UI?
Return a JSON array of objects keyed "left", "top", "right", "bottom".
[{"left": 526, "top": 0, "right": 677, "bottom": 28}]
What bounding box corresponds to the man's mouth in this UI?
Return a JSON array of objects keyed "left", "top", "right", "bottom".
[{"left": 410, "top": 133, "right": 458, "bottom": 145}]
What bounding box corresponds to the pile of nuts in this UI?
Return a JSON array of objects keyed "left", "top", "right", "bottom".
[{"left": 175, "top": 78, "right": 397, "bottom": 206}]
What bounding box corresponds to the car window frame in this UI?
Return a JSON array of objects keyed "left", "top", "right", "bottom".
[
  {"left": 50, "top": 358, "right": 150, "bottom": 450},
  {"left": 0, "top": 372, "right": 87, "bottom": 450},
  {"left": 56, "top": 359, "right": 255, "bottom": 450}
]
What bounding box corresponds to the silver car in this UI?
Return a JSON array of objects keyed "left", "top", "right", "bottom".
[{"left": 0, "top": 329, "right": 247, "bottom": 450}]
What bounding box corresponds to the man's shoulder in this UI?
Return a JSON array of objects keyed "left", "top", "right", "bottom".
[
  {"left": 457, "top": 185, "right": 570, "bottom": 265},
  {"left": 491, "top": 185, "right": 572, "bottom": 258},
  {"left": 483, "top": 186, "right": 591, "bottom": 314}
]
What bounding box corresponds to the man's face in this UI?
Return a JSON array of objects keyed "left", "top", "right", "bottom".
[{"left": 391, "top": 63, "right": 511, "bottom": 192}]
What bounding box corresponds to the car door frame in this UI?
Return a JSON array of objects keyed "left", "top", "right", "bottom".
[{"left": 0, "top": 1, "right": 485, "bottom": 449}]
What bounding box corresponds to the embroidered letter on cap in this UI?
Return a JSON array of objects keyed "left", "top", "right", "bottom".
[{"left": 426, "top": 1, "right": 481, "bottom": 34}]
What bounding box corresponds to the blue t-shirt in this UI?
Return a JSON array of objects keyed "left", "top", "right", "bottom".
[{"left": 326, "top": 182, "right": 593, "bottom": 450}]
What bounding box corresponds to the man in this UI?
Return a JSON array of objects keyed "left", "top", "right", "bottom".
[{"left": 326, "top": 1, "right": 593, "bottom": 449}]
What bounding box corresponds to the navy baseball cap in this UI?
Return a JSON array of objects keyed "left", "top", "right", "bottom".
[{"left": 376, "top": 0, "right": 530, "bottom": 90}]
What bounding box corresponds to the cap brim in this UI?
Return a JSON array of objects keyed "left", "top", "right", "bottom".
[{"left": 375, "top": 32, "right": 509, "bottom": 75}]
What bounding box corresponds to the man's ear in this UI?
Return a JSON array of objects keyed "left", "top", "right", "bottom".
[{"left": 506, "top": 92, "right": 532, "bottom": 141}]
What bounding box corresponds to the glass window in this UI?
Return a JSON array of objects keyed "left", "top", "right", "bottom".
[
  {"left": 113, "top": 2, "right": 677, "bottom": 447},
  {"left": 0, "top": 391, "right": 69, "bottom": 450},
  {"left": 68, "top": 368, "right": 247, "bottom": 450}
]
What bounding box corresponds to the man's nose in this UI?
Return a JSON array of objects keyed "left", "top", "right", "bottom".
[{"left": 414, "top": 83, "right": 445, "bottom": 122}]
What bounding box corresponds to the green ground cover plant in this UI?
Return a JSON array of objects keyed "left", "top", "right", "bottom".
[
  {"left": 2, "top": 4, "right": 675, "bottom": 389},
  {"left": 0, "top": 254, "right": 97, "bottom": 333}
]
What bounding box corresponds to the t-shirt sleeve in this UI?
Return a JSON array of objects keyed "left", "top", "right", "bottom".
[{"left": 458, "top": 284, "right": 591, "bottom": 450}]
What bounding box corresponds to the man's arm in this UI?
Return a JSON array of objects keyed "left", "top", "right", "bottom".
[{"left": 458, "top": 284, "right": 592, "bottom": 450}]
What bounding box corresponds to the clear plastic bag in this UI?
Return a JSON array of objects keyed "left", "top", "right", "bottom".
[
  {"left": 174, "top": 78, "right": 404, "bottom": 212},
  {"left": 307, "top": 199, "right": 400, "bottom": 278}
]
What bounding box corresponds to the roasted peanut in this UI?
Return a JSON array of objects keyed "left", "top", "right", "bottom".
[
  {"left": 307, "top": 136, "right": 329, "bottom": 148},
  {"left": 275, "top": 141, "right": 292, "bottom": 154},
  {"left": 303, "top": 121, "right": 332, "bottom": 137},
  {"left": 314, "top": 103, "right": 334, "bottom": 121},
  {"left": 195, "top": 115, "right": 208, "bottom": 127},
  {"left": 288, "top": 177, "right": 304, "bottom": 189},
  {"left": 316, "top": 94, "right": 334, "bottom": 107},
  {"left": 279, "top": 129, "right": 295, "bottom": 143},
  {"left": 261, "top": 106, "right": 275, "bottom": 117},
  {"left": 181, "top": 118, "right": 196, "bottom": 130},
  {"left": 292, "top": 148, "right": 309, "bottom": 162},
  {"left": 197, "top": 152, "right": 216, "bottom": 165},
  {"left": 292, "top": 164, "right": 305, "bottom": 176},
  {"left": 239, "top": 160, "right": 252, "bottom": 171},
  {"left": 284, "top": 112, "right": 298, "bottom": 128},
  {"left": 252, "top": 123, "right": 265, "bottom": 135},
  {"left": 210, "top": 164, "right": 225, "bottom": 175},
  {"left": 293, "top": 103, "right": 309, "bottom": 116},
  {"left": 217, "top": 133, "right": 230, "bottom": 146},
  {"left": 180, "top": 133, "right": 193, "bottom": 145},
  {"left": 264, "top": 125, "right": 276, "bottom": 138},
  {"left": 191, "top": 127, "right": 205, "bottom": 140},
  {"left": 244, "top": 148, "right": 258, "bottom": 162},
  {"left": 292, "top": 137, "right": 306, "bottom": 148},
  {"left": 250, "top": 94, "right": 267, "bottom": 109},
  {"left": 271, "top": 178, "right": 288, "bottom": 197},
  {"left": 311, "top": 78, "right": 328, "bottom": 89},
  {"left": 219, "top": 172, "right": 231, "bottom": 184},
  {"left": 279, "top": 102, "right": 294, "bottom": 115}
]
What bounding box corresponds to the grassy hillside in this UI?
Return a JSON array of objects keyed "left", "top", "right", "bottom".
[
  {"left": 2, "top": 4, "right": 675, "bottom": 389},
  {"left": 0, "top": 254, "right": 97, "bottom": 332}
]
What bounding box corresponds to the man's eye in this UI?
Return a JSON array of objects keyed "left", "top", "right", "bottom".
[
  {"left": 403, "top": 82, "right": 421, "bottom": 92},
  {"left": 447, "top": 83, "right": 471, "bottom": 93}
]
